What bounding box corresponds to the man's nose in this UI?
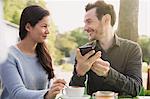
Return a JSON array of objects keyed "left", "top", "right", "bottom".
[{"left": 84, "top": 24, "right": 88, "bottom": 32}]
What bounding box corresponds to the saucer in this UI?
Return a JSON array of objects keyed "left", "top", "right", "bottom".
[
  {"left": 137, "top": 96, "right": 150, "bottom": 99},
  {"left": 60, "top": 95, "right": 90, "bottom": 99}
]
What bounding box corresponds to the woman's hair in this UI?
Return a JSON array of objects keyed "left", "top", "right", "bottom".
[
  {"left": 19, "top": 5, "right": 54, "bottom": 80},
  {"left": 85, "top": 0, "right": 116, "bottom": 26}
]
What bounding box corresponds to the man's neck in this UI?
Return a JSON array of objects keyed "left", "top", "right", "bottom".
[{"left": 98, "top": 30, "right": 114, "bottom": 52}]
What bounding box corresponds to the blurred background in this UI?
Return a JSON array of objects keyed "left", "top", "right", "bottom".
[{"left": 0, "top": 0, "right": 150, "bottom": 94}]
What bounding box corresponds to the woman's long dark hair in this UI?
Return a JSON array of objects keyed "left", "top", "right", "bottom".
[{"left": 19, "top": 5, "right": 54, "bottom": 80}]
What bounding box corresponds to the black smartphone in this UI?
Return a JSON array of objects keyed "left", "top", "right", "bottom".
[{"left": 79, "top": 46, "right": 95, "bottom": 56}]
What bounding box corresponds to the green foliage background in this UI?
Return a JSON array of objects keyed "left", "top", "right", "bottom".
[
  {"left": 3, "top": 0, "right": 150, "bottom": 65},
  {"left": 3, "top": 0, "right": 60, "bottom": 64},
  {"left": 70, "top": 27, "right": 88, "bottom": 47},
  {"left": 138, "top": 36, "right": 150, "bottom": 64},
  {"left": 55, "top": 27, "right": 89, "bottom": 64},
  {"left": 3, "top": 0, "right": 88, "bottom": 64},
  {"left": 4, "top": 0, "right": 46, "bottom": 25}
]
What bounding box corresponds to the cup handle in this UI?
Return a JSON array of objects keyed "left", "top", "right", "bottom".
[
  {"left": 56, "top": 89, "right": 65, "bottom": 99},
  {"left": 56, "top": 96, "right": 63, "bottom": 99},
  {"left": 114, "top": 93, "right": 118, "bottom": 99},
  {"left": 62, "top": 89, "right": 65, "bottom": 95}
]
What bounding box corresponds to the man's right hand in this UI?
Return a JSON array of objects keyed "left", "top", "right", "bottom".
[{"left": 76, "top": 48, "right": 101, "bottom": 76}]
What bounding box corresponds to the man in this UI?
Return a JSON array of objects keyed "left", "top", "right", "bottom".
[{"left": 69, "top": 0, "right": 142, "bottom": 97}]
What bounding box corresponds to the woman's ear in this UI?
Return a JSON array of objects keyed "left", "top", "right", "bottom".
[
  {"left": 25, "top": 23, "right": 31, "bottom": 32},
  {"left": 102, "top": 14, "right": 111, "bottom": 25}
]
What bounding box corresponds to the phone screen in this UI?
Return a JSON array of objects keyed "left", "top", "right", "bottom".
[{"left": 79, "top": 46, "right": 95, "bottom": 56}]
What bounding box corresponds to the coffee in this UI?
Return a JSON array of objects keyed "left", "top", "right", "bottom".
[
  {"left": 93, "top": 91, "right": 117, "bottom": 99},
  {"left": 95, "top": 96, "right": 114, "bottom": 99}
]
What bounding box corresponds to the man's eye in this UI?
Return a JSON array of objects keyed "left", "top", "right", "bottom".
[
  {"left": 43, "top": 26, "right": 47, "bottom": 27},
  {"left": 87, "top": 21, "right": 91, "bottom": 24}
]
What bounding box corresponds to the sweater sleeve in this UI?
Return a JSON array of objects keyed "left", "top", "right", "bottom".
[{"left": 0, "top": 53, "right": 48, "bottom": 99}]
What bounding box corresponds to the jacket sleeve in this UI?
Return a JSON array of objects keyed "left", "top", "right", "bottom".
[
  {"left": 103, "top": 43, "right": 142, "bottom": 97},
  {"left": 69, "top": 59, "right": 86, "bottom": 87},
  {"left": 0, "top": 54, "right": 48, "bottom": 99}
]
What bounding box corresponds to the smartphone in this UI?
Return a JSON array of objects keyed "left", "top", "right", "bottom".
[{"left": 79, "top": 46, "right": 95, "bottom": 56}]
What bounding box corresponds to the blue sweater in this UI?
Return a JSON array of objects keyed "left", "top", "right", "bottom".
[{"left": 0, "top": 46, "right": 50, "bottom": 99}]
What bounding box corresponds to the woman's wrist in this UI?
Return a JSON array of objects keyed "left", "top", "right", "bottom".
[{"left": 44, "top": 91, "right": 49, "bottom": 99}]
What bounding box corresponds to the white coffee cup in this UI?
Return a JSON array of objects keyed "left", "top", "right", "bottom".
[{"left": 63, "top": 86, "right": 85, "bottom": 97}]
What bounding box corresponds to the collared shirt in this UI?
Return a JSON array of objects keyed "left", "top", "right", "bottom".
[{"left": 69, "top": 34, "right": 142, "bottom": 97}]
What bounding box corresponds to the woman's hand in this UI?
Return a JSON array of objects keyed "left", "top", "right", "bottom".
[{"left": 45, "top": 79, "right": 66, "bottom": 99}]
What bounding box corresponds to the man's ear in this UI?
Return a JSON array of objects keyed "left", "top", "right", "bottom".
[
  {"left": 25, "top": 23, "right": 31, "bottom": 32},
  {"left": 102, "top": 14, "right": 111, "bottom": 25}
]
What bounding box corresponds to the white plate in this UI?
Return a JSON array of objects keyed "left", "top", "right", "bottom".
[
  {"left": 137, "top": 96, "right": 150, "bottom": 99},
  {"left": 58, "top": 95, "right": 90, "bottom": 99}
]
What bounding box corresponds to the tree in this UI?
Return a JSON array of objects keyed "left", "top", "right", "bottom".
[
  {"left": 56, "top": 32, "right": 77, "bottom": 57},
  {"left": 117, "top": 0, "right": 139, "bottom": 42},
  {"left": 46, "top": 20, "right": 59, "bottom": 64},
  {"left": 26, "top": 0, "right": 46, "bottom": 7},
  {"left": 4, "top": 0, "right": 25, "bottom": 24},
  {"left": 3, "top": 0, "right": 46, "bottom": 25},
  {"left": 138, "top": 36, "right": 150, "bottom": 64},
  {"left": 70, "top": 27, "right": 88, "bottom": 47},
  {"left": 3, "top": 0, "right": 59, "bottom": 64}
]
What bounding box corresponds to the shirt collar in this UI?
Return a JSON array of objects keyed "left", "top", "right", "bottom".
[
  {"left": 95, "top": 34, "right": 121, "bottom": 50},
  {"left": 113, "top": 34, "right": 120, "bottom": 47}
]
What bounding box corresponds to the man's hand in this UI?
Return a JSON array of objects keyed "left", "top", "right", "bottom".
[
  {"left": 91, "top": 58, "right": 110, "bottom": 77},
  {"left": 76, "top": 48, "right": 101, "bottom": 76}
]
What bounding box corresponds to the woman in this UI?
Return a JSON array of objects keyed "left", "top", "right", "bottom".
[{"left": 0, "top": 5, "right": 66, "bottom": 99}]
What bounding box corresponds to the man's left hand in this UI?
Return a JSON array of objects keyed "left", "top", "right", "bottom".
[{"left": 91, "top": 58, "right": 110, "bottom": 77}]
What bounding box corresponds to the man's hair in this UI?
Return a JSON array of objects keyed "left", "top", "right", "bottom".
[{"left": 85, "top": 0, "right": 116, "bottom": 26}]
